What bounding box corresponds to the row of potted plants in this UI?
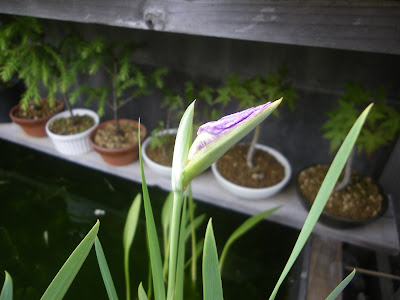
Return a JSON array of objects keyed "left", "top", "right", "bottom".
[{"left": 1, "top": 16, "right": 398, "bottom": 229}]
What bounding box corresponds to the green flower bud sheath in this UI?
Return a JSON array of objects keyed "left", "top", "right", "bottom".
[{"left": 182, "top": 98, "right": 282, "bottom": 188}]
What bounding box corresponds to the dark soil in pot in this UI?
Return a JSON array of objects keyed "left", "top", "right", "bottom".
[
  {"left": 297, "top": 164, "right": 384, "bottom": 220},
  {"left": 12, "top": 100, "right": 63, "bottom": 119},
  {"left": 145, "top": 134, "right": 175, "bottom": 167},
  {"left": 93, "top": 121, "right": 143, "bottom": 149},
  {"left": 216, "top": 144, "right": 285, "bottom": 188},
  {"left": 48, "top": 115, "right": 95, "bottom": 135}
]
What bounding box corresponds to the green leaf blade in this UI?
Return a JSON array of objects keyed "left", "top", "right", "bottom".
[
  {"left": 0, "top": 271, "right": 13, "bottom": 300},
  {"left": 202, "top": 219, "right": 223, "bottom": 300},
  {"left": 123, "top": 194, "right": 142, "bottom": 300},
  {"left": 219, "top": 206, "right": 281, "bottom": 271},
  {"left": 95, "top": 237, "right": 119, "bottom": 300},
  {"left": 269, "top": 104, "right": 373, "bottom": 300},
  {"left": 41, "top": 220, "right": 100, "bottom": 300},
  {"left": 325, "top": 269, "right": 356, "bottom": 300},
  {"left": 138, "top": 122, "right": 166, "bottom": 300}
]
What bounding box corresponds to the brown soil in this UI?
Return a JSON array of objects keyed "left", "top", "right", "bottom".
[
  {"left": 14, "top": 100, "right": 62, "bottom": 119},
  {"left": 49, "top": 115, "right": 95, "bottom": 135},
  {"left": 298, "top": 164, "right": 383, "bottom": 220},
  {"left": 146, "top": 134, "right": 175, "bottom": 167},
  {"left": 216, "top": 144, "right": 285, "bottom": 188},
  {"left": 93, "top": 121, "right": 142, "bottom": 149}
]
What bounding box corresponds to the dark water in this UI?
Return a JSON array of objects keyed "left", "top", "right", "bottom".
[{"left": 0, "top": 139, "right": 299, "bottom": 299}]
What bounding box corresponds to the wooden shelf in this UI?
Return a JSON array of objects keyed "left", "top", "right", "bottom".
[
  {"left": 0, "top": 0, "right": 399, "bottom": 55},
  {"left": 1, "top": 122, "right": 399, "bottom": 254}
]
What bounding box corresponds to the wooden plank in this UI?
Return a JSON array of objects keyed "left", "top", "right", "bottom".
[
  {"left": 0, "top": 0, "right": 399, "bottom": 54},
  {"left": 306, "top": 235, "right": 343, "bottom": 300}
]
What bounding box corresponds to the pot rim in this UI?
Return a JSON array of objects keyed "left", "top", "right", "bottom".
[
  {"left": 212, "top": 143, "right": 292, "bottom": 196},
  {"left": 45, "top": 108, "right": 100, "bottom": 140},
  {"left": 9, "top": 99, "right": 64, "bottom": 123},
  {"left": 89, "top": 119, "right": 147, "bottom": 153}
]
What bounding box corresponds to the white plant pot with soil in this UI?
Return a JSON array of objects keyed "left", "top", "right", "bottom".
[
  {"left": 142, "top": 128, "right": 177, "bottom": 178},
  {"left": 46, "top": 108, "right": 99, "bottom": 155},
  {"left": 211, "top": 144, "right": 292, "bottom": 200}
]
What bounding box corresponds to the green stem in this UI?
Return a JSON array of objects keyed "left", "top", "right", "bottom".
[
  {"left": 188, "top": 186, "right": 197, "bottom": 284},
  {"left": 124, "top": 251, "right": 130, "bottom": 300},
  {"left": 166, "top": 190, "right": 184, "bottom": 300}
]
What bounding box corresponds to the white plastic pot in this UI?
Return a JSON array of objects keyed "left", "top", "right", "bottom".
[
  {"left": 46, "top": 108, "right": 100, "bottom": 155},
  {"left": 211, "top": 144, "right": 292, "bottom": 200},
  {"left": 142, "top": 128, "right": 177, "bottom": 177}
]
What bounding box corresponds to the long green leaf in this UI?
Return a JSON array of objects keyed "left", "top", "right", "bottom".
[
  {"left": 219, "top": 206, "right": 281, "bottom": 272},
  {"left": 269, "top": 104, "right": 373, "bottom": 300},
  {"left": 123, "top": 194, "right": 142, "bottom": 300},
  {"left": 138, "top": 283, "right": 149, "bottom": 300},
  {"left": 0, "top": 271, "right": 12, "bottom": 300},
  {"left": 41, "top": 220, "right": 100, "bottom": 300},
  {"left": 95, "top": 237, "right": 119, "bottom": 300},
  {"left": 202, "top": 219, "right": 223, "bottom": 300},
  {"left": 325, "top": 269, "right": 356, "bottom": 300},
  {"left": 138, "top": 122, "right": 166, "bottom": 300}
]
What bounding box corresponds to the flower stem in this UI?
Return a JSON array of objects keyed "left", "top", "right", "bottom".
[{"left": 166, "top": 190, "right": 184, "bottom": 300}]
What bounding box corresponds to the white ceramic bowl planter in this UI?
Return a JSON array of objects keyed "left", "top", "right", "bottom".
[
  {"left": 142, "top": 128, "right": 177, "bottom": 178},
  {"left": 46, "top": 108, "right": 100, "bottom": 155},
  {"left": 211, "top": 144, "right": 292, "bottom": 200}
]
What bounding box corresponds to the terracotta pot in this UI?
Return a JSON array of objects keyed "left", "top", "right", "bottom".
[
  {"left": 89, "top": 119, "right": 147, "bottom": 166},
  {"left": 9, "top": 99, "right": 64, "bottom": 137},
  {"left": 211, "top": 144, "right": 292, "bottom": 200}
]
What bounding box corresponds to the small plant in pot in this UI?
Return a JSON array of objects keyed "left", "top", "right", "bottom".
[
  {"left": 143, "top": 81, "right": 220, "bottom": 176},
  {"left": 82, "top": 37, "right": 167, "bottom": 165},
  {"left": 211, "top": 66, "right": 297, "bottom": 199},
  {"left": 297, "top": 83, "right": 400, "bottom": 227},
  {"left": 45, "top": 33, "right": 100, "bottom": 155},
  {"left": 142, "top": 85, "right": 184, "bottom": 176},
  {"left": 0, "top": 16, "right": 63, "bottom": 137}
]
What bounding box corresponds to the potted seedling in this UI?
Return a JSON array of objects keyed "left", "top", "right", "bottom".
[
  {"left": 81, "top": 37, "right": 167, "bottom": 165},
  {"left": 0, "top": 16, "right": 63, "bottom": 137},
  {"left": 211, "top": 66, "right": 297, "bottom": 199},
  {"left": 142, "top": 81, "right": 222, "bottom": 176},
  {"left": 297, "top": 83, "right": 399, "bottom": 227},
  {"left": 45, "top": 33, "right": 100, "bottom": 155},
  {"left": 142, "top": 85, "right": 185, "bottom": 176}
]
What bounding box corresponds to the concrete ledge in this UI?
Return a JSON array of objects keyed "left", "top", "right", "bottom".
[{"left": 1, "top": 122, "right": 399, "bottom": 253}]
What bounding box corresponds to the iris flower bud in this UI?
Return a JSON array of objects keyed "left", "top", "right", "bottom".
[{"left": 179, "top": 98, "right": 282, "bottom": 189}]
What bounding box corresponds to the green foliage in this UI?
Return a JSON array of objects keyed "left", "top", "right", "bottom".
[
  {"left": 94, "top": 237, "right": 119, "bottom": 300},
  {"left": 219, "top": 206, "right": 281, "bottom": 272},
  {"left": 325, "top": 269, "right": 356, "bottom": 300},
  {"left": 40, "top": 220, "right": 100, "bottom": 300},
  {"left": 80, "top": 37, "right": 167, "bottom": 122},
  {"left": 0, "top": 16, "right": 97, "bottom": 112},
  {"left": 322, "top": 83, "right": 400, "bottom": 156},
  {"left": 185, "top": 81, "right": 226, "bottom": 126},
  {"left": 218, "top": 64, "right": 298, "bottom": 114},
  {"left": 1, "top": 100, "right": 370, "bottom": 300},
  {"left": 0, "top": 16, "right": 56, "bottom": 109},
  {"left": 202, "top": 220, "right": 223, "bottom": 300}
]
